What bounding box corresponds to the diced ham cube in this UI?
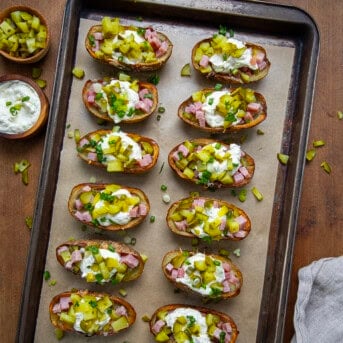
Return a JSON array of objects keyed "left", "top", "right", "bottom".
[
  {"left": 255, "top": 51, "right": 265, "bottom": 63},
  {"left": 138, "top": 203, "right": 148, "bottom": 216},
  {"left": 171, "top": 268, "right": 178, "bottom": 280},
  {"left": 82, "top": 185, "right": 92, "bottom": 192},
  {"left": 247, "top": 102, "right": 261, "bottom": 113},
  {"left": 234, "top": 230, "right": 247, "bottom": 238},
  {"left": 129, "top": 206, "right": 139, "bottom": 218},
  {"left": 213, "top": 328, "right": 226, "bottom": 340},
  {"left": 121, "top": 254, "right": 139, "bottom": 268},
  {"left": 75, "top": 199, "right": 83, "bottom": 210},
  {"left": 156, "top": 41, "right": 168, "bottom": 57},
  {"left": 222, "top": 280, "right": 231, "bottom": 293},
  {"left": 59, "top": 297, "right": 71, "bottom": 311},
  {"left": 172, "top": 151, "right": 180, "bottom": 161},
  {"left": 199, "top": 55, "right": 209, "bottom": 67},
  {"left": 258, "top": 60, "right": 267, "bottom": 70},
  {"left": 233, "top": 172, "right": 244, "bottom": 184},
  {"left": 87, "top": 152, "right": 98, "bottom": 161},
  {"left": 222, "top": 262, "right": 231, "bottom": 272},
  {"left": 93, "top": 32, "right": 103, "bottom": 41},
  {"left": 244, "top": 111, "right": 254, "bottom": 122},
  {"left": 74, "top": 211, "right": 92, "bottom": 223},
  {"left": 135, "top": 100, "right": 150, "bottom": 113},
  {"left": 149, "top": 36, "right": 162, "bottom": 50},
  {"left": 235, "top": 215, "right": 247, "bottom": 230},
  {"left": 79, "top": 138, "right": 89, "bottom": 148},
  {"left": 222, "top": 322, "right": 232, "bottom": 333},
  {"left": 196, "top": 110, "right": 206, "bottom": 127},
  {"left": 177, "top": 268, "right": 185, "bottom": 278},
  {"left": 57, "top": 245, "right": 68, "bottom": 255},
  {"left": 152, "top": 319, "right": 165, "bottom": 334},
  {"left": 138, "top": 88, "right": 149, "bottom": 99},
  {"left": 220, "top": 217, "right": 227, "bottom": 231},
  {"left": 229, "top": 272, "right": 239, "bottom": 284},
  {"left": 138, "top": 154, "right": 152, "bottom": 167},
  {"left": 175, "top": 220, "right": 188, "bottom": 231},
  {"left": 52, "top": 303, "right": 61, "bottom": 313},
  {"left": 71, "top": 249, "right": 82, "bottom": 264},
  {"left": 165, "top": 263, "right": 174, "bottom": 273},
  {"left": 177, "top": 144, "right": 189, "bottom": 157},
  {"left": 115, "top": 305, "right": 128, "bottom": 317},
  {"left": 238, "top": 167, "right": 250, "bottom": 178},
  {"left": 192, "top": 198, "right": 205, "bottom": 207}
]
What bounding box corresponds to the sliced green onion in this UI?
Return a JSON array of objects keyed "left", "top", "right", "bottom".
[
  {"left": 147, "top": 74, "right": 160, "bottom": 85},
  {"left": 54, "top": 328, "right": 64, "bottom": 340},
  {"left": 251, "top": 186, "right": 263, "bottom": 201},
  {"left": 214, "top": 83, "right": 223, "bottom": 91},
  {"left": 320, "top": 161, "right": 332, "bottom": 174},
  {"left": 313, "top": 140, "right": 325, "bottom": 148},
  {"left": 32, "top": 67, "right": 42, "bottom": 79},
  {"left": 306, "top": 149, "right": 316, "bottom": 161},
  {"left": 158, "top": 106, "right": 165, "bottom": 113},
  {"left": 43, "top": 270, "right": 51, "bottom": 281},
  {"left": 149, "top": 215, "right": 156, "bottom": 223},
  {"left": 141, "top": 314, "right": 151, "bottom": 322},
  {"left": 238, "top": 189, "right": 247, "bottom": 202},
  {"left": 191, "top": 238, "right": 199, "bottom": 247},
  {"left": 123, "top": 236, "right": 132, "bottom": 245},
  {"left": 35, "top": 79, "right": 47, "bottom": 89},
  {"left": 277, "top": 153, "right": 289, "bottom": 165},
  {"left": 219, "top": 248, "right": 230, "bottom": 257},
  {"left": 162, "top": 193, "right": 171, "bottom": 203},
  {"left": 256, "top": 129, "right": 265, "bottom": 135},
  {"left": 130, "top": 237, "right": 137, "bottom": 246},
  {"left": 233, "top": 248, "right": 241, "bottom": 257},
  {"left": 160, "top": 184, "right": 167, "bottom": 191}
]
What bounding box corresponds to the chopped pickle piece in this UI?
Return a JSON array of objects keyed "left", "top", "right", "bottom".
[
  {"left": 180, "top": 63, "right": 191, "bottom": 76},
  {"left": 306, "top": 149, "right": 316, "bottom": 161},
  {"left": 313, "top": 140, "right": 325, "bottom": 148},
  {"left": 320, "top": 161, "right": 331, "bottom": 174},
  {"left": 337, "top": 111, "right": 343, "bottom": 120},
  {"left": 251, "top": 186, "right": 263, "bottom": 201},
  {"left": 277, "top": 153, "right": 289, "bottom": 165},
  {"left": 35, "top": 79, "right": 46, "bottom": 88},
  {"left": 72, "top": 67, "right": 85, "bottom": 79}
]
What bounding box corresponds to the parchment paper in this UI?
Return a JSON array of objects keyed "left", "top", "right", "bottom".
[{"left": 34, "top": 15, "right": 295, "bottom": 343}]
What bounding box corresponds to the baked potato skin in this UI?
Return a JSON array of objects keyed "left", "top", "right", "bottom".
[
  {"left": 68, "top": 183, "right": 150, "bottom": 231},
  {"left": 166, "top": 196, "right": 251, "bottom": 241},
  {"left": 178, "top": 87, "right": 267, "bottom": 133},
  {"left": 85, "top": 25, "right": 173, "bottom": 72},
  {"left": 162, "top": 250, "right": 243, "bottom": 300},
  {"left": 49, "top": 290, "right": 136, "bottom": 336},
  {"left": 55, "top": 239, "right": 144, "bottom": 282},
  {"left": 168, "top": 138, "right": 255, "bottom": 189},
  {"left": 192, "top": 39, "right": 270, "bottom": 84},
  {"left": 149, "top": 304, "right": 239, "bottom": 342},
  {"left": 76, "top": 129, "right": 159, "bottom": 174},
  {"left": 82, "top": 79, "right": 158, "bottom": 123}
]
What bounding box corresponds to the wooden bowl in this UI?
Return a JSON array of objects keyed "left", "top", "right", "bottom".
[
  {"left": 0, "top": 74, "right": 49, "bottom": 139},
  {"left": 0, "top": 6, "right": 50, "bottom": 64}
]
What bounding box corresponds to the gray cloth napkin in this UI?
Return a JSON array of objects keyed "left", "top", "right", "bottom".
[{"left": 291, "top": 256, "right": 343, "bottom": 343}]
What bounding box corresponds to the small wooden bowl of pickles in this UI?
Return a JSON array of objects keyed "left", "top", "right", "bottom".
[{"left": 0, "top": 6, "right": 50, "bottom": 64}]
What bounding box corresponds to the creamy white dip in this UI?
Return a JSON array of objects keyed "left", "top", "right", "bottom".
[
  {"left": 209, "top": 37, "right": 258, "bottom": 73},
  {"left": 165, "top": 308, "right": 210, "bottom": 343},
  {"left": 99, "top": 131, "right": 142, "bottom": 162},
  {"left": 113, "top": 29, "right": 145, "bottom": 64},
  {"left": 94, "top": 189, "right": 135, "bottom": 226},
  {"left": 176, "top": 253, "right": 225, "bottom": 295},
  {"left": 0, "top": 80, "right": 41, "bottom": 134},
  {"left": 94, "top": 80, "right": 139, "bottom": 123}
]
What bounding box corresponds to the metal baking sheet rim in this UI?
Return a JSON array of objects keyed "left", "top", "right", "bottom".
[{"left": 16, "top": 0, "right": 319, "bottom": 342}]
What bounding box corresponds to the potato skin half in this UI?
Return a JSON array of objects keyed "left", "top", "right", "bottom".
[
  {"left": 162, "top": 249, "right": 243, "bottom": 300},
  {"left": 56, "top": 239, "right": 144, "bottom": 282},
  {"left": 168, "top": 138, "right": 255, "bottom": 189},
  {"left": 77, "top": 129, "right": 159, "bottom": 173},
  {"left": 178, "top": 87, "right": 267, "bottom": 133},
  {"left": 85, "top": 25, "right": 173, "bottom": 72},
  {"left": 68, "top": 183, "right": 150, "bottom": 231},
  {"left": 166, "top": 196, "right": 251, "bottom": 241},
  {"left": 149, "top": 303, "right": 239, "bottom": 342},
  {"left": 49, "top": 289, "right": 136, "bottom": 336},
  {"left": 192, "top": 38, "right": 271, "bottom": 84},
  {"left": 82, "top": 79, "right": 158, "bottom": 123}
]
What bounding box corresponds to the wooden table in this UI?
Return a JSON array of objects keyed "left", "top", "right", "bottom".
[{"left": 0, "top": 1, "right": 342, "bottom": 342}]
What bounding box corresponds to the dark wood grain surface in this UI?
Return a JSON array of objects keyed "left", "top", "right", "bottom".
[{"left": 0, "top": 1, "right": 342, "bottom": 342}]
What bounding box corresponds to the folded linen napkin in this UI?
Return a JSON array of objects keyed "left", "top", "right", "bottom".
[{"left": 291, "top": 256, "right": 343, "bottom": 343}]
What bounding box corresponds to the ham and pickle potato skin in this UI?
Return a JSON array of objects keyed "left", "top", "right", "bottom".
[
  {"left": 85, "top": 17, "right": 173, "bottom": 72},
  {"left": 55, "top": 239, "right": 145, "bottom": 284},
  {"left": 68, "top": 183, "right": 150, "bottom": 231},
  {"left": 76, "top": 128, "right": 159, "bottom": 174},
  {"left": 49, "top": 290, "right": 136, "bottom": 337},
  {"left": 162, "top": 249, "right": 243, "bottom": 300},
  {"left": 150, "top": 304, "right": 239, "bottom": 342},
  {"left": 168, "top": 138, "right": 255, "bottom": 190},
  {"left": 166, "top": 196, "right": 251, "bottom": 242},
  {"left": 178, "top": 86, "right": 267, "bottom": 133},
  {"left": 192, "top": 32, "right": 270, "bottom": 84},
  {"left": 82, "top": 77, "right": 158, "bottom": 124}
]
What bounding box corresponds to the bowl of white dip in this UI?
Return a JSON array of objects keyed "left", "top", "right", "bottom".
[{"left": 0, "top": 74, "right": 48, "bottom": 139}]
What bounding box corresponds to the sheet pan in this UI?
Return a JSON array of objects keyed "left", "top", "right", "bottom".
[{"left": 16, "top": 1, "right": 319, "bottom": 342}]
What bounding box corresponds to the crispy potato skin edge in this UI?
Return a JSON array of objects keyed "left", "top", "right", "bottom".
[
  {"left": 161, "top": 249, "right": 243, "bottom": 300},
  {"left": 49, "top": 290, "right": 136, "bottom": 336},
  {"left": 149, "top": 303, "right": 239, "bottom": 342},
  {"left": 55, "top": 239, "right": 145, "bottom": 282},
  {"left": 67, "top": 182, "right": 150, "bottom": 231}
]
